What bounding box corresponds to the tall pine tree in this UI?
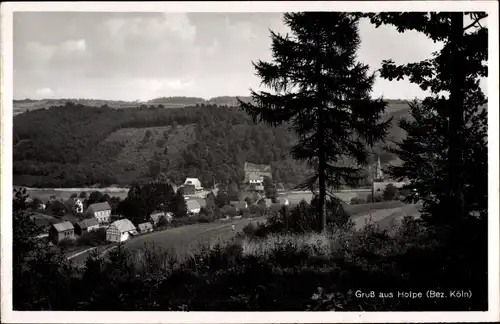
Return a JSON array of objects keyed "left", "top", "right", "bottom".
[
  {"left": 365, "top": 12, "right": 488, "bottom": 222},
  {"left": 239, "top": 12, "right": 390, "bottom": 232}
]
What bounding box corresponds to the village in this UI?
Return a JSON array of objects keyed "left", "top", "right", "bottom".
[
  {"left": 24, "top": 162, "right": 293, "bottom": 248},
  {"left": 23, "top": 157, "right": 405, "bottom": 258}
]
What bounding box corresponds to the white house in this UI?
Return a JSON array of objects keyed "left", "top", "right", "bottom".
[
  {"left": 247, "top": 173, "right": 264, "bottom": 184},
  {"left": 186, "top": 199, "right": 201, "bottom": 215},
  {"left": 73, "top": 199, "right": 84, "bottom": 214},
  {"left": 85, "top": 202, "right": 111, "bottom": 223},
  {"left": 106, "top": 219, "right": 137, "bottom": 242},
  {"left": 184, "top": 178, "right": 203, "bottom": 190}
]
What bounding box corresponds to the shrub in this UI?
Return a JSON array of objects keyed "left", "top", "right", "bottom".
[
  {"left": 383, "top": 184, "right": 398, "bottom": 201},
  {"left": 157, "top": 215, "right": 169, "bottom": 227},
  {"left": 366, "top": 194, "right": 383, "bottom": 203},
  {"left": 77, "top": 228, "right": 107, "bottom": 247}
]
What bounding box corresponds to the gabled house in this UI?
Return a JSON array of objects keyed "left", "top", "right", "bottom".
[
  {"left": 74, "top": 217, "right": 100, "bottom": 235},
  {"left": 49, "top": 221, "right": 75, "bottom": 244},
  {"left": 184, "top": 178, "right": 203, "bottom": 190},
  {"left": 85, "top": 202, "right": 111, "bottom": 224},
  {"left": 106, "top": 219, "right": 137, "bottom": 242},
  {"left": 138, "top": 222, "right": 153, "bottom": 233},
  {"left": 150, "top": 210, "right": 173, "bottom": 225}
]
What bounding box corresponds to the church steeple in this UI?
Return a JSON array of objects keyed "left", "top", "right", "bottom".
[{"left": 375, "top": 155, "right": 384, "bottom": 180}]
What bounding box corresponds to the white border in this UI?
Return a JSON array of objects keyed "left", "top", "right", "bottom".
[{"left": 1, "top": 1, "right": 499, "bottom": 323}]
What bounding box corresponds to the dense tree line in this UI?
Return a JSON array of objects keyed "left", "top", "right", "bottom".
[{"left": 14, "top": 100, "right": 403, "bottom": 188}]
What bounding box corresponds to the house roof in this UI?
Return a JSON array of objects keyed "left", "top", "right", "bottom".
[
  {"left": 184, "top": 178, "right": 202, "bottom": 189},
  {"left": 244, "top": 162, "right": 271, "bottom": 173},
  {"left": 138, "top": 222, "right": 153, "bottom": 231},
  {"left": 52, "top": 221, "right": 74, "bottom": 232},
  {"left": 88, "top": 201, "right": 111, "bottom": 212},
  {"left": 109, "top": 219, "right": 136, "bottom": 233},
  {"left": 186, "top": 199, "right": 201, "bottom": 211},
  {"left": 76, "top": 218, "right": 99, "bottom": 229}
]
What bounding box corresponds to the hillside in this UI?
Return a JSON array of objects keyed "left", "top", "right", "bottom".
[
  {"left": 13, "top": 100, "right": 410, "bottom": 188},
  {"left": 13, "top": 96, "right": 255, "bottom": 116}
]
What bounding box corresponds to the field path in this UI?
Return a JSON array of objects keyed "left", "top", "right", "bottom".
[
  {"left": 69, "top": 202, "right": 422, "bottom": 264},
  {"left": 69, "top": 217, "right": 265, "bottom": 264},
  {"left": 352, "top": 203, "right": 422, "bottom": 230}
]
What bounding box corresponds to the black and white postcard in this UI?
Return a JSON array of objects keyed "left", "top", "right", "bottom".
[{"left": 1, "top": 1, "right": 499, "bottom": 323}]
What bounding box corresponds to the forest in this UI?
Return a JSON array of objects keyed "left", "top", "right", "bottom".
[{"left": 13, "top": 100, "right": 405, "bottom": 188}]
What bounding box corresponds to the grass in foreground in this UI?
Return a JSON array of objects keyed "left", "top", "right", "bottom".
[{"left": 14, "top": 212, "right": 486, "bottom": 311}]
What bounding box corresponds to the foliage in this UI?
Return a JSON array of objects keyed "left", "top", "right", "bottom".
[
  {"left": 77, "top": 228, "right": 107, "bottom": 247},
  {"left": 13, "top": 188, "right": 75, "bottom": 310},
  {"left": 156, "top": 215, "right": 169, "bottom": 228},
  {"left": 364, "top": 12, "right": 488, "bottom": 223},
  {"left": 239, "top": 12, "right": 390, "bottom": 232},
  {"left": 350, "top": 197, "right": 366, "bottom": 205},
  {"left": 117, "top": 182, "right": 178, "bottom": 224}
]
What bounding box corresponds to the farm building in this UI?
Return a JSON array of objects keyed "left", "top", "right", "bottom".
[
  {"left": 85, "top": 202, "right": 111, "bottom": 223},
  {"left": 49, "top": 221, "right": 75, "bottom": 244},
  {"left": 244, "top": 162, "right": 272, "bottom": 183},
  {"left": 106, "top": 219, "right": 138, "bottom": 242},
  {"left": 138, "top": 222, "right": 153, "bottom": 233},
  {"left": 186, "top": 199, "right": 201, "bottom": 215},
  {"left": 184, "top": 177, "right": 203, "bottom": 190},
  {"left": 74, "top": 217, "right": 100, "bottom": 235},
  {"left": 150, "top": 210, "right": 173, "bottom": 225}
]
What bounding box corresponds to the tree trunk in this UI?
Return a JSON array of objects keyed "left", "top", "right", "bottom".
[
  {"left": 318, "top": 112, "right": 327, "bottom": 233},
  {"left": 315, "top": 33, "right": 327, "bottom": 233},
  {"left": 448, "top": 13, "right": 466, "bottom": 222}
]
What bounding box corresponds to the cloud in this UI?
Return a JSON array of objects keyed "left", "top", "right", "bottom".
[
  {"left": 35, "top": 87, "right": 54, "bottom": 97},
  {"left": 60, "top": 39, "right": 87, "bottom": 53},
  {"left": 14, "top": 12, "right": 487, "bottom": 101}
]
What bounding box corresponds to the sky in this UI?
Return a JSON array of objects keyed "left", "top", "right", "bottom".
[{"left": 13, "top": 12, "right": 485, "bottom": 101}]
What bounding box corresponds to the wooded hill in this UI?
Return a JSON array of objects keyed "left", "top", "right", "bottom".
[{"left": 13, "top": 99, "right": 410, "bottom": 188}]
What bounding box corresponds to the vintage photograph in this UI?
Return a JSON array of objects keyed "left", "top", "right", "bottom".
[{"left": 1, "top": 1, "right": 498, "bottom": 322}]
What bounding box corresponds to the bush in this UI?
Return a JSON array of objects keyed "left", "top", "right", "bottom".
[
  {"left": 157, "top": 215, "right": 169, "bottom": 227},
  {"left": 77, "top": 228, "right": 107, "bottom": 246},
  {"left": 366, "top": 194, "right": 383, "bottom": 203}
]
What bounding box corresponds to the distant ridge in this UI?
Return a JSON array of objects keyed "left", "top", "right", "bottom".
[{"left": 13, "top": 96, "right": 409, "bottom": 116}]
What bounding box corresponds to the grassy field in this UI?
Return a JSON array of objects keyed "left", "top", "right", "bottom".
[
  {"left": 69, "top": 202, "right": 421, "bottom": 264},
  {"left": 69, "top": 216, "right": 265, "bottom": 264},
  {"left": 23, "top": 188, "right": 129, "bottom": 201}
]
